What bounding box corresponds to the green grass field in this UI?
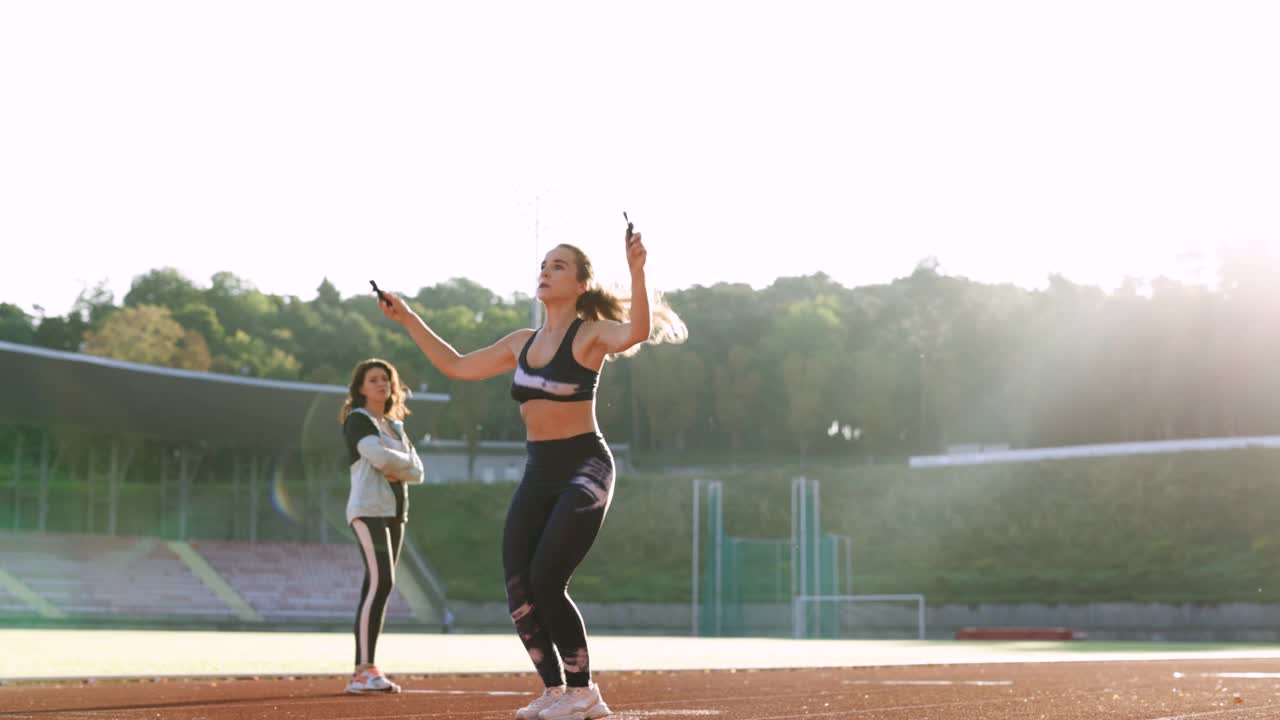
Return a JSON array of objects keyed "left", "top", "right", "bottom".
[
  {"left": 412, "top": 449, "right": 1280, "bottom": 605},
  {"left": 8, "top": 448, "right": 1280, "bottom": 608}
]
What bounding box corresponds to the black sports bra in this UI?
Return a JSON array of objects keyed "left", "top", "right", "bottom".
[{"left": 510, "top": 318, "right": 600, "bottom": 404}]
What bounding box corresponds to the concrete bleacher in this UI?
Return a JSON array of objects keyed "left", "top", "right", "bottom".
[
  {"left": 191, "top": 539, "right": 414, "bottom": 621},
  {"left": 0, "top": 580, "right": 29, "bottom": 614},
  {"left": 0, "top": 531, "right": 416, "bottom": 624},
  {"left": 0, "top": 531, "right": 232, "bottom": 619}
]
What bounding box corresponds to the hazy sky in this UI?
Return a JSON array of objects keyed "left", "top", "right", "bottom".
[{"left": 3, "top": 0, "right": 1277, "bottom": 317}]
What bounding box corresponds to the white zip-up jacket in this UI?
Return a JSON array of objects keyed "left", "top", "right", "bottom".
[{"left": 343, "top": 408, "right": 424, "bottom": 524}]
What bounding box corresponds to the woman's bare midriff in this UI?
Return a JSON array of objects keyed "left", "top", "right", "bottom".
[{"left": 520, "top": 399, "right": 599, "bottom": 441}]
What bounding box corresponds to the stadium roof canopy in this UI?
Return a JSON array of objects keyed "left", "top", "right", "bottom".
[{"left": 0, "top": 341, "right": 449, "bottom": 450}]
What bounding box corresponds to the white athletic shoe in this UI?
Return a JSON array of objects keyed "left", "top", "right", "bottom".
[
  {"left": 516, "top": 685, "right": 566, "bottom": 720},
  {"left": 345, "top": 667, "right": 402, "bottom": 694},
  {"left": 538, "top": 683, "right": 610, "bottom": 720}
]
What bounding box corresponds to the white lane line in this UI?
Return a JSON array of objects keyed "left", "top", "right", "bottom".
[
  {"left": 402, "top": 689, "right": 528, "bottom": 696},
  {"left": 606, "top": 707, "right": 721, "bottom": 712},
  {"left": 728, "top": 696, "right": 1046, "bottom": 720},
  {"left": 1174, "top": 671, "right": 1280, "bottom": 680},
  {"left": 1145, "top": 703, "right": 1280, "bottom": 720},
  {"left": 843, "top": 679, "right": 1014, "bottom": 686}
]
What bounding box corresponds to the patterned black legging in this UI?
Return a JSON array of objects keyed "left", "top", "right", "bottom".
[
  {"left": 503, "top": 432, "right": 615, "bottom": 689},
  {"left": 351, "top": 516, "right": 403, "bottom": 667}
]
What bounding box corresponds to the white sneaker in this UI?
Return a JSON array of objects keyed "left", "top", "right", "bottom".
[
  {"left": 538, "top": 683, "right": 610, "bottom": 720},
  {"left": 516, "top": 685, "right": 565, "bottom": 720},
  {"left": 345, "top": 667, "right": 402, "bottom": 694}
]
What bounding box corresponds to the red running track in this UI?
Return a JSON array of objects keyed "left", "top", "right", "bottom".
[{"left": 5, "top": 658, "right": 1280, "bottom": 719}]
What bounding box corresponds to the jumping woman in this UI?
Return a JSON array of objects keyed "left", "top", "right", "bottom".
[{"left": 378, "top": 221, "right": 685, "bottom": 720}]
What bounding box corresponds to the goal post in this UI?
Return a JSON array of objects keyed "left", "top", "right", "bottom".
[{"left": 792, "top": 593, "right": 927, "bottom": 640}]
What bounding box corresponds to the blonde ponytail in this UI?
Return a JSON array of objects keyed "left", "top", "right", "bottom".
[
  {"left": 558, "top": 243, "right": 689, "bottom": 359},
  {"left": 576, "top": 286, "right": 626, "bottom": 322}
]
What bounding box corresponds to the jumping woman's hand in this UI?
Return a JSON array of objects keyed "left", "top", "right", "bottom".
[
  {"left": 626, "top": 228, "right": 647, "bottom": 275},
  {"left": 377, "top": 291, "right": 416, "bottom": 325}
]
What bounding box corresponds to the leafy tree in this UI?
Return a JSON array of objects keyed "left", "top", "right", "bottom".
[
  {"left": 415, "top": 278, "right": 499, "bottom": 315},
  {"left": 31, "top": 312, "right": 87, "bottom": 352},
  {"left": 712, "top": 345, "right": 762, "bottom": 454},
  {"left": 0, "top": 303, "right": 36, "bottom": 344},
  {"left": 82, "top": 304, "right": 209, "bottom": 370},
  {"left": 634, "top": 347, "right": 706, "bottom": 452},
  {"left": 124, "top": 268, "right": 201, "bottom": 310}
]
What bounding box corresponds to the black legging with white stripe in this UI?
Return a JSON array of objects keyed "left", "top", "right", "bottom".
[
  {"left": 504, "top": 432, "right": 615, "bottom": 689},
  {"left": 351, "top": 516, "right": 404, "bottom": 666}
]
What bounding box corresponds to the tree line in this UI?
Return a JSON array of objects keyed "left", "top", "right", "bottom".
[{"left": 4, "top": 247, "right": 1279, "bottom": 461}]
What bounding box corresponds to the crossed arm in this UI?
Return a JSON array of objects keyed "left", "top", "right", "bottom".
[{"left": 357, "top": 435, "right": 424, "bottom": 484}]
